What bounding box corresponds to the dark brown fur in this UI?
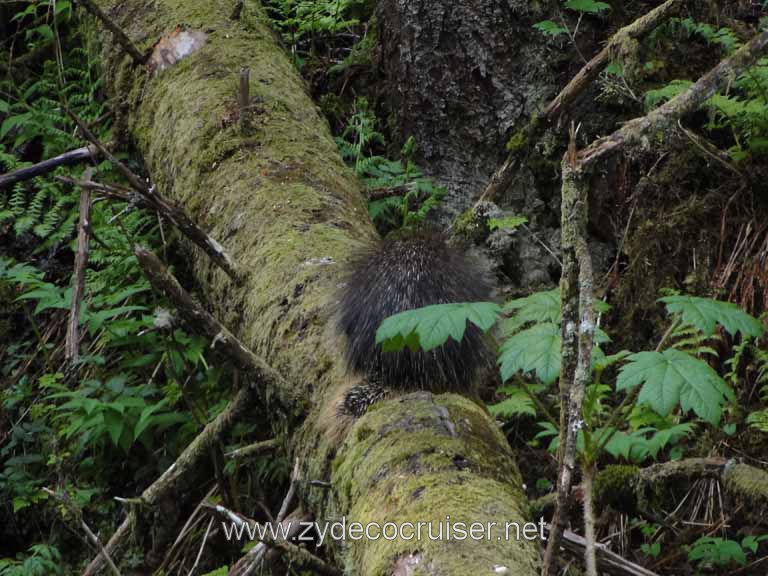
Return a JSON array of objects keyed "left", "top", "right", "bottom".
[{"left": 336, "top": 232, "right": 493, "bottom": 395}]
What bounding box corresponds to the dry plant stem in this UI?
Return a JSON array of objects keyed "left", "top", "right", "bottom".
[
  {"left": 0, "top": 145, "right": 98, "bottom": 188},
  {"left": 77, "top": 0, "right": 146, "bottom": 64},
  {"left": 225, "top": 438, "right": 277, "bottom": 459},
  {"left": 56, "top": 176, "right": 141, "bottom": 202},
  {"left": 65, "top": 108, "right": 149, "bottom": 194},
  {"left": 677, "top": 121, "right": 750, "bottom": 185},
  {"left": 66, "top": 109, "right": 241, "bottom": 281},
  {"left": 43, "top": 488, "right": 123, "bottom": 576},
  {"left": 157, "top": 485, "right": 218, "bottom": 574},
  {"left": 188, "top": 516, "right": 215, "bottom": 576},
  {"left": 205, "top": 504, "right": 343, "bottom": 576},
  {"left": 276, "top": 459, "right": 300, "bottom": 524},
  {"left": 546, "top": 524, "right": 661, "bottom": 576},
  {"left": 238, "top": 458, "right": 301, "bottom": 576},
  {"left": 67, "top": 167, "right": 94, "bottom": 362}
]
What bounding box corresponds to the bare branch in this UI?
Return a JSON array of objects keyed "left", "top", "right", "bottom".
[
  {"left": 66, "top": 168, "right": 94, "bottom": 362},
  {"left": 44, "top": 488, "right": 123, "bottom": 576},
  {"left": 77, "top": 0, "right": 146, "bottom": 64},
  {"left": 66, "top": 109, "right": 241, "bottom": 281},
  {"left": 205, "top": 503, "right": 343, "bottom": 576},
  {"left": 0, "top": 145, "right": 98, "bottom": 189}
]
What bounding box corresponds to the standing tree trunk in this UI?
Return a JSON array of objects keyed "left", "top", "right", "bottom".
[
  {"left": 376, "top": 0, "right": 556, "bottom": 222},
  {"left": 84, "top": 1, "right": 540, "bottom": 574}
]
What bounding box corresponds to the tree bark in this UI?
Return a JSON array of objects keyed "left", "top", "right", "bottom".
[
  {"left": 86, "top": 1, "right": 539, "bottom": 574},
  {"left": 376, "top": 0, "right": 555, "bottom": 222}
]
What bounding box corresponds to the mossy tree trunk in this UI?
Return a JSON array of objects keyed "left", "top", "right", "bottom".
[{"left": 86, "top": 1, "right": 540, "bottom": 574}]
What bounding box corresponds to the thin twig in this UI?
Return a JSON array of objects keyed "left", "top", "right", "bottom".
[
  {"left": 205, "top": 503, "right": 343, "bottom": 576},
  {"left": 66, "top": 167, "right": 94, "bottom": 362},
  {"left": 0, "top": 145, "right": 98, "bottom": 189},
  {"left": 43, "top": 488, "right": 123, "bottom": 576},
  {"left": 225, "top": 438, "right": 278, "bottom": 459},
  {"left": 187, "top": 516, "right": 214, "bottom": 576},
  {"left": 77, "top": 0, "right": 146, "bottom": 64},
  {"left": 65, "top": 109, "right": 241, "bottom": 281}
]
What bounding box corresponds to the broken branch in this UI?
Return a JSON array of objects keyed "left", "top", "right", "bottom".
[{"left": 0, "top": 145, "right": 98, "bottom": 189}]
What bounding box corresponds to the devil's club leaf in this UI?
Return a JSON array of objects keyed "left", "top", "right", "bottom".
[
  {"left": 499, "top": 322, "right": 561, "bottom": 385},
  {"left": 617, "top": 349, "right": 733, "bottom": 425},
  {"left": 659, "top": 295, "right": 764, "bottom": 339},
  {"left": 376, "top": 302, "right": 501, "bottom": 352}
]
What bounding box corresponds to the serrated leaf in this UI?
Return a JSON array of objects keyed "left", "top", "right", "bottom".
[
  {"left": 489, "top": 216, "right": 528, "bottom": 231},
  {"left": 499, "top": 322, "right": 561, "bottom": 384},
  {"left": 533, "top": 20, "right": 568, "bottom": 37},
  {"left": 660, "top": 295, "right": 764, "bottom": 338},
  {"left": 503, "top": 289, "right": 560, "bottom": 332},
  {"left": 617, "top": 349, "right": 732, "bottom": 425},
  {"left": 594, "top": 349, "right": 632, "bottom": 371},
  {"left": 489, "top": 384, "right": 545, "bottom": 419},
  {"left": 564, "top": 0, "right": 611, "bottom": 14},
  {"left": 489, "top": 393, "right": 537, "bottom": 418},
  {"left": 376, "top": 302, "right": 501, "bottom": 352}
]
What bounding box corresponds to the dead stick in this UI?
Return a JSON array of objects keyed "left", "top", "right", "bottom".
[
  {"left": 577, "top": 27, "right": 768, "bottom": 168},
  {"left": 77, "top": 0, "right": 146, "bottom": 65},
  {"left": 546, "top": 525, "right": 661, "bottom": 576},
  {"left": 44, "top": 488, "right": 123, "bottom": 576},
  {"left": 544, "top": 0, "right": 685, "bottom": 119},
  {"left": 236, "top": 458, "right": 300, "bottom": 575},
  {"left": 55, "top": 176, "right": 145, "bottom": 205},
  {"left": 0, "top": 145, "right": 98, "bottom": 189},
  {"left": 66, "top": 167, "right": 94, "bottom": 362},
  {"left": 65, "top": 108, "right": 149, "bottom": 194},
  {"left": 225, "top": 438, "right": 278, "bottom": 459},
  {"left": 479, "top": 0, "right": 685, "bottom": 203},
  {"left": 205, "top": 503, "right": 343, "bottom": 576},
  {"left": 132, "top": 245, "right": 294, "bottom": 407},
  {"left": 66, "top": 109, "right": 241, "bottom": 281}
]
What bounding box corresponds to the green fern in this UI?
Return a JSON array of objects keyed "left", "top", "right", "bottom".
[{"left": 668, "top": 323, "right": 720, "bottom": 358}]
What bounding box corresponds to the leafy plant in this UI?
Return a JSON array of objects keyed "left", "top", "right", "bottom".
[
  {"left": 376, "top": 288, "right": 764, "bottom": 465},
  {"left": 334, "top": 100, "right": 446, "bottom": 230},
  {"left": 0, "top": 544, "right": 62, "bottom": 576},
  {"left": 644, "top": 19, "right": 768, "bottom": 160},
  {"left": 265, "top": 0, "right": 368, "bottom": 67},
  {"left": 686, "top": 535, "right": 767, "bottom": 567}
]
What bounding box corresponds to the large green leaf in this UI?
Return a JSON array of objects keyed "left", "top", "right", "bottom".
[
  {"left": 503, "top": 289, "right": 560, "bottom": 332},
  {"left": 489, "top": 384, "right": 546, "bottom": 419},
  {"left": 564, "top": 0, "right": 611, "bottom": 14},
  {"left": 376, "top": 302, "right": 501, "bottom": 352},
  {"left": 616, "top": 349, "right": 733, "bottom": 425},
  {"left": 659, "top": 295, "right": 764, "bottom": 339},
  {"left": 499, "top": 322, "right": 561, "bottom": 385}
]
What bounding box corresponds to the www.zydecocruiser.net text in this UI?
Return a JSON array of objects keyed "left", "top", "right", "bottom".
[{"left": 222, "top": 516, "right": 547, "bottom": 546}]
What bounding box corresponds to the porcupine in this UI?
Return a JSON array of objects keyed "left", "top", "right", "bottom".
[{"left": 335, "top": 230, "right": 494, "bottom": 418}]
